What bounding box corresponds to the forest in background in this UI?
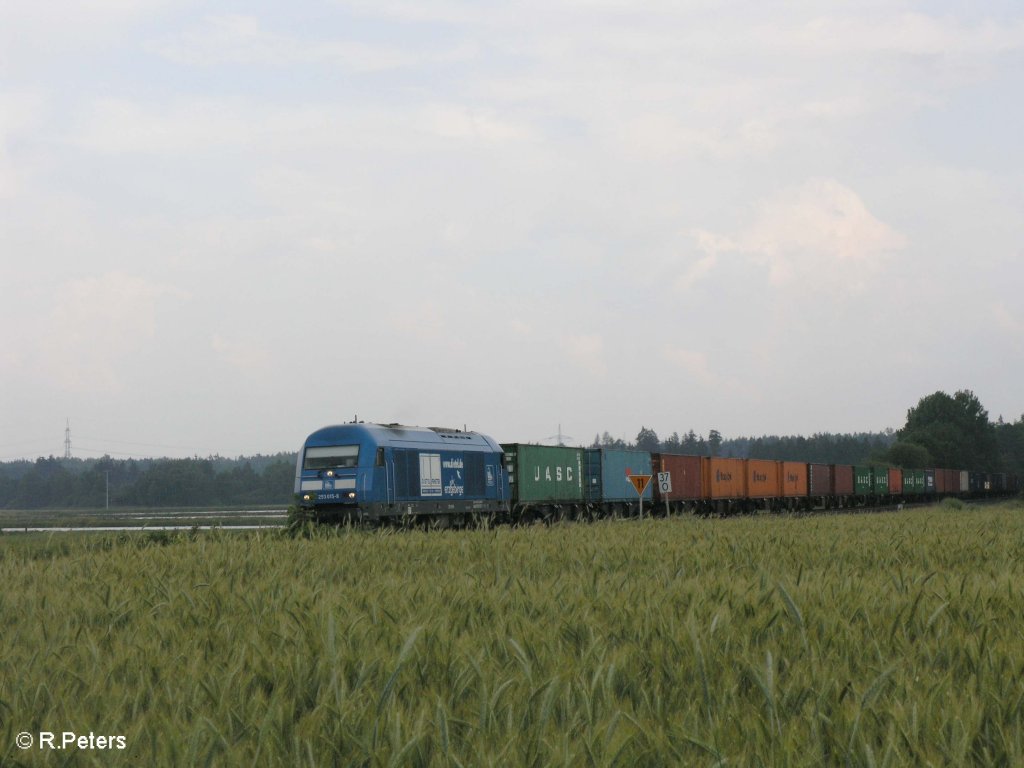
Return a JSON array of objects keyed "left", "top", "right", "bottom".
[
  {"left": 613, "top": 390, "right": 1024, "bottom": 478},
  {"left": 2, "top": 390, "right": 1021, "bottom": 510},
  {"left": 0, "top": 454, "right": 297, "bottom": 510}
]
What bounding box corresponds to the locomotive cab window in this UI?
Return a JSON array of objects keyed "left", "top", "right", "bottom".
[{"left": 304, "top": 445, "right": 360, "bottom": 470}]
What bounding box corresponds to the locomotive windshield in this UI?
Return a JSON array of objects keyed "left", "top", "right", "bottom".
[{"left": 304, "top": 445, "right": 360, "bottom": 470}]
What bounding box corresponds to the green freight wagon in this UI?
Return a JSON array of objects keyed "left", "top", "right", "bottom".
[
  {"left": 854, "top": 466, "right": 873, "bottom": 495},
  {"left": 871, "top": 466, "right": 890, "bottom": 495},
  {"left": 502, "top": 444, "right": 585, "bottom": 505},
  {"left": 903, "top": 469, "right": 925, "bottom": 496}
]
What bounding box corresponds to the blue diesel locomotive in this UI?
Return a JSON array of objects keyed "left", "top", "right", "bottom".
[{"left": 295, "top": 422, "right": 510, "bottom": 522}]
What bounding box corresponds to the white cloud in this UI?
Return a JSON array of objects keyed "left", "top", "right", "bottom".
[
  {"left": 149, "top": 13, "right": 480, "bottom": 71},
  {"left": 661, "top": 345, "right": 758, "bottom": 398},
  {"left": 20, "top": 273, "right": 184, "bottom": 393},
  {"left": 661, "top": 345, "right": 714, "bottom": 387},
  {"left": 210, "top": 334, "right": 272, "bottom": 372},
  {"left": 0, "top": 89, "right": 47, "bottom": 198},
  {"left": 419, "top": 104, "right": 536, "bottom": 143},
  {"left": 774, "top": 13, "right": 1024, "bottom": 57},
  {"left": 72, "top": 98, "right": 248, "bottom": 154},
  {"left": 150, "top": 14, "right": 414, "bottom": 71},
  {"left": 2, "top": 3, "right": 1023, "bottom": 453},
  {"left": 689, "top": 179, "right": 906, "bottom": 292},
  {"left": 562, "top": 334, "right": 607, "bottom": 377},
  {"left": 993, "top": 304, "right": 1024, "bottom": 339}
]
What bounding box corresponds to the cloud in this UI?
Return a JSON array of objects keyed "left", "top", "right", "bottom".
[
  {"left": 661, "top": 345, "right": 715, "bottom": 387},
  {"left": 210, "top": 334, "right": 272, "bottom": 372},
  {"left": 419, "top": 104, "right": 536, "bottom": 143},
  {"left": 149, "top": 13, "right": 478, "bottom": 71},
  {"left": 993, "top": 304, "right": 1024, "bottom": 339},
  {"left": 20, "top": 273, "right": 183, "bottom": 393},
  {"left": 0, "top": 89, "right": 46, "bottom": 198},
  {"left": 771, "top": 13, "right": 1024, "bottom": 57},
  {"left": 661, "top": 344, "right": 758, "bottom": 398},
  {"left": 561, "top": 333, "right": 607, "bottom": 377},
  {"left": 689, "top": 179, "right": 906, "bottom": 292}
]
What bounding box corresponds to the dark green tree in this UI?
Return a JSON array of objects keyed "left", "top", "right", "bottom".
[
  {"left": 635, "top": 426, "right": 660, "bottom": 453},
  {"left": 886, "top": 441, "right": 932, "bottom": 469},
  {"left": 898, "top": 390, "right": 999, "bottom": 469},
  {"left": 663, "top": 431, "right": 682, "bottom": 453},
  {"left": 996, "top": 417, "right": 1024, "bottom": 477},
  {"left": 708, "top": 429, "right": 722, "bottom": 457}
]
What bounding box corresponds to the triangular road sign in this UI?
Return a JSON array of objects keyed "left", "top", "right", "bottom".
[{"left": 628, "top": 474, "right": 652, "bottom": 495}]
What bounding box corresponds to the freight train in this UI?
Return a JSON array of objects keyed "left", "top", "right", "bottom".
[{"left": 295, "top": 421, "right": 1019, "bottom": 524}]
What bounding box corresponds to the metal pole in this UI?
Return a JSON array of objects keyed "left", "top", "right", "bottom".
[{"left": 105, "top": 471, "right": 109, "bottom": 510}]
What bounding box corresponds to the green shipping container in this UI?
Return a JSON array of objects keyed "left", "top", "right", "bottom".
[
  {"left": 854, "top": 465, "right": 873, "bottom": 494},
  {"left": 502, "top": 444, "right": 584, "bottom": 504},
  {"left": 903, "top": 469, "right": 925, "bottom": 494},
  {"left": 872, "top": 467, "right": 890, "bottom": 494}
]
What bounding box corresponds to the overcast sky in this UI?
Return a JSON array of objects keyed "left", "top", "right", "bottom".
[{"left": 2, "top": 1, "right": 1022, "bottom": 460}]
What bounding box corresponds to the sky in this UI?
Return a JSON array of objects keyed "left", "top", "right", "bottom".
[{"left": 2, "top": 1, "right": 1023, "bottom": 460}]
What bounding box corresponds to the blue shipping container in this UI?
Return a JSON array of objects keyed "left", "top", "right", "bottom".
[{"left": 584, "top": 448, "right": 653, "bottom": 503}]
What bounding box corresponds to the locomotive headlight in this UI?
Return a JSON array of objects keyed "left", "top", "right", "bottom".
[
  {"left": 302, "top": 494, "right": 312, "bottom": 502},
  {"left": 347, "top": 492, "right": 356, "bottom": 499},
  {"left": 326, "top": 470, "right": 335, "bottom": 478}
]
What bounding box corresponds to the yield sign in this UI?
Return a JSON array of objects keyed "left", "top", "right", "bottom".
[{"left": 628, "top": 474, "right": 652, "bottom": 495}]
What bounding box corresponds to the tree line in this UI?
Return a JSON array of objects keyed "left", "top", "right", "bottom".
[
  {"left": 598, "top": 390, "right": 1024, "bottom": 476},
  {"left": 2, "top": 390, "right": 1019, "bottom": 510},
  {"left": 0, "top": 454, "right": 296, "bottom": 510},
  {"left": 594, "top": 428, "right": 897, "bottom": 465}
]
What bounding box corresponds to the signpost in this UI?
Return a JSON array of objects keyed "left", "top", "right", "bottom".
[
  {"left": 657, "top": 471, "right": 672, "bottom": 516},
  {"left": 628, "top": 473, "right": 652, "bottom": 518}
]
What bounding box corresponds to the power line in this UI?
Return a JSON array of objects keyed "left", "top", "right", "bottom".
[
  {"left": 76, "top": 435, "right": 198, "bottom": 452},
  {"left": 74, "top": 446, "right": 164, "bottom": 459}
]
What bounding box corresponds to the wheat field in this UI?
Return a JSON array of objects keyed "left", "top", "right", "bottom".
[{"left": 2, "top": 501, "right": 1023, "bottom": 766}]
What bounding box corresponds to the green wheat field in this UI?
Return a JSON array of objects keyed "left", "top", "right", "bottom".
[{"left": 3, "top": 501, "right": 1024, "bottom": 766}]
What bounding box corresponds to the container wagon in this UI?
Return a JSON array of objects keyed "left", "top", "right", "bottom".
[
  {"left": 871, "top": 466, "right": 890, "bottom": 500},
  {"left": 809, "top": 464, "right": 833, "bottom": 508},
  {"left": 702, "top": 457, "right": 745, "bottom": 513},
  {"left": 585, "top": 447, "right": 653, "bottom": 512},
  {"left": 833, "top": 465, "right": 855, "bottom": 506},
  {"left": 746, "top": 459, "right": 781, "bottom": 510},
  {"left": 503, "top": 443, "right": 585, "bottom": 521},
  {"left": 651, "top": 453, "right": 703, "bottom": 514},
  {"left": 888, "top": 468, "right": 903, "bottom": 497},
  {"left": 781, "top": 462, "right": 808, "bottom": 508}
]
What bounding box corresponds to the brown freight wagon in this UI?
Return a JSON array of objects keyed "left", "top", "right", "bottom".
[
  {"left": 701, "top": 457, "right": 745, "bottom": 500},
  {"left": 747, "top": 459, "right": 781, "bottom": 500},
  {"left": 651, "top": 453, "right": 702, "bottom": 508},
  {"left": 782, "top": 462, "right": 808, "bottom": 498},
  {"left": 833, "top": 465, "right": 854, "bottom": 498},
  {"left": 888, "top": 468, "right": 902, "bottom": 495},
  {"left": 935, "top": 469, "right": 949, "bottom": 494},
  {"left": 946, "top": 469, "right": 960, "bottom": 495},
  {"left": 809, "top": 464, "right": 833, "bottom": 498}
]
